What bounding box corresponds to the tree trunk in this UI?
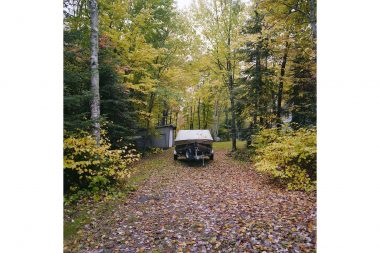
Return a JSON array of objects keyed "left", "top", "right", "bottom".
[
  {"left": 203, "top": 102, "right": 206, "bottom": 129},
  {"left": 255, "top": 39, "right": 262, "bottom": 112},
  {"left": 246, "top": 122, "right": 253, "bottom": 148},
  {"left": 143, "top": 93, "right": 156, "bottom": 150},
  {"left": 216, "top": 107, "right": 220, "bottom": 137},
  {"left": 161, "top": 109, "right": 166, "bottom": 126},
  {"left": 271, "top": 90, "right": 277, "bottom": 126},
  {"left": 203, "top": 103, "right": 208, "bottom": 129},
  {"left": 277, "top": 41, "right": 289, "bottom": 128},
  {"left": 89, "top": 0, "right": 100, "bottom": 145},
  {"left": 253, "top": 38, "right": 262, "bottom": 131},
  {"left": 229, "top": 88, "right": 237, "bottom": 151},
  {"left": 228, "top": 69, "right": 237, "bottom": 150},
  {"left": 186, "top": 112, "right": 189, "bottom": 129},
  {"left": 193, "top": 105, "right": 195, "bottom": 129},
  {"left": 197, "top": 98, "right": 201, "bottom": 129},
  {"left": 225, "top": 107, "right": 229, "bottom": 130},
  {"left": 213, "top": 100, "right": 219, "bottom": 137},
  {"left": 190, "top": 105, "right": 194, "bottom": 129},
  {"left": 225, "top": 1, "right": 236, "bottom": 150},
  {"left": 309, "top": 0, "right": 317, "bottom": 39},
  {"left": 146, "top": 93, "right": 155, "bottom": 129}
]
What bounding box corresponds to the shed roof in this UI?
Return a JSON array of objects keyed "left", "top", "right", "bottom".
[{"left": 156, "top": 124, "right": 176, "bottom": 129}]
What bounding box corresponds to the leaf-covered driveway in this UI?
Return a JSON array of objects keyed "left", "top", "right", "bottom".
[{"left": 67, "top": 149, "right": 316, "bottom": 253}]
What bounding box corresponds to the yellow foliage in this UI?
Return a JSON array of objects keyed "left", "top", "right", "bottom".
[
  {"left": 254, "top": 128, "right": 316, "bottom": 191},
  {"left": 64, "top": 132, "right": 140, "bottom": 192}
]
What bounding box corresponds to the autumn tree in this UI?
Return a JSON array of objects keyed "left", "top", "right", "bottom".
[
  {"left": 64, "top": 0, "right": 200, "bottom": 147},
  {"left": 191, "top": 0, "right": 245, "bottom": 150},
  {"left": 237, "top": 0, "right": 316, "bottom": 145}
]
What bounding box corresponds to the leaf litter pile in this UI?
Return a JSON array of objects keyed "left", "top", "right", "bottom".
[{"left": 66, "top": 149, "right": 316, "bottom": 253}]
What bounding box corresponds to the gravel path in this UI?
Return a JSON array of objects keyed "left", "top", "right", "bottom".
[{"left": 67, "top": 149, "right": 316, "bottom": 253}]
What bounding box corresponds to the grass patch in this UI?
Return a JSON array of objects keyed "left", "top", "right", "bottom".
[
  {"left": 64, "top": 211, "right": 90, "bottom": 240},
  {"left": 213, "top": 141, "right": 253, "bottom": 162},
  {"left": 213, "top": 140, "right": 246, "bottom": 151}
]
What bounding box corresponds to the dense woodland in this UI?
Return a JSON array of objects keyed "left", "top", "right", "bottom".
[{"left": 64, "top": 0, "right": 316, "bottom": 195}]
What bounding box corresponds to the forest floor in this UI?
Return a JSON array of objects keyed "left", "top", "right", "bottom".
[{"left": 64, "top": 143, "right": 316, "bottom": 253}]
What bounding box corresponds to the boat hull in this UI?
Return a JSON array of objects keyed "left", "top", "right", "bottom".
[{"left": 174, "top": 142, "right": 213, "bottom": 160}]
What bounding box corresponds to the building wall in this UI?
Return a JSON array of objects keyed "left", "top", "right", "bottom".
[
  {"left": 150, "top": 127, "right": 174, "bottom": 149},
  {"left": 133, "top": 126, "right": 175, "bottom": 149}
]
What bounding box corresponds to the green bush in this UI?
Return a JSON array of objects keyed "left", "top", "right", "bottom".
[
  {"left": 232, "top": 149, "right": 253, "bottom": 161},
  {"left": 251, "top": 126, "right": 294, "bottom": 152},
  {"left": 150, "top": 147, "right": 163, "bottom": 154},
  {"left": 64, "top": 132, "right": 140, "bottom": 194},
  {"left": 254, "top": 128, "right": 316, "bottom": 191}
]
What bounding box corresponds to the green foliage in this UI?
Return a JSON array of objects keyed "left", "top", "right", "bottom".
[
  {"left": 251, "top": 128, "right": 281, "bottom": 152},
  {"left": 238, "top": 9, "right": 277, "bottom": 130},
  {"left": 254, "top": 128, "right": 316, "bottom": 191},
  {"left": 64, "top": 132, "right": 141, "bottom": 194},
  {"left": 236, "top": 0, "right": 317, "bottom": 137},
  {"left": 64, "top": 0, "right": 198, "bottom": 147},
  {"left": 150, "top": 147, "right": 163, "bottom": 154},
  {"left": 289, "top": 53, "right": 317, "bottom": 127}
]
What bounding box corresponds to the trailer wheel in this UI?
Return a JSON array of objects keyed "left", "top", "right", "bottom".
[
  {"left": 210, "top": 154, "right": 214, "bottom": 160},
  {"left": 174, "top": 154, "right": 178, "bottom": 160}
]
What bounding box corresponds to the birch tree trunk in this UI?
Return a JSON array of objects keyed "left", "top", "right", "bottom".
[
  {"left": 309, "top": 0, "right": 317, "bottom": 39},
  {"left": 89, "top": 0, "right": 100, "bottom": 145}
]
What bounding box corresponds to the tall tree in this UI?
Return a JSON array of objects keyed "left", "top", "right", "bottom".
[
  {"left": 197, "top": 98, "right": 201, "bottom": 129},
  {"left": 289, "top": 51, "right": 316, "bottom": 127},
  {"left": 239, "top": 8, "right": 277, "bottom": 145},
  {"left": 213, "top": 99, "right": 220, "bottom": 137},
  {"left": 192, "top": 0, "right": 244, "bottom": 150},
  {"left": 276, "top": 40, "right": 289, "bottom": 128},
  {"left": 89, "top": 0, "right": 101, "bottom": 144}
]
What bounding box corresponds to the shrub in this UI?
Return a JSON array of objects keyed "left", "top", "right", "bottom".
[
  {"left": 251, "top": 128, "right": 279, "bottom": 152},
  {"left": 251, "top": 126, "right": 293, "bottom": 152},
  {"left": 64, "top": 132, "right": 140, "bottom": 194},
  {"left": 254, "top": 128, "right": 316, "bottom": 191},
  {"left": 232, "top": 149, "right": 253, "bottom": 161},
  {"left": 150, "top": 147, "right": 163, "bottom": 154}
]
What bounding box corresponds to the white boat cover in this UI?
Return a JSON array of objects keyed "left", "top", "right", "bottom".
[{"left": 175, "top": 130, "right": 213, "bottom": 145}]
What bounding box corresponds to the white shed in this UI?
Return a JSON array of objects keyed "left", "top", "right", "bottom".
[{"left": 150, "top": 125, "right": 176, "bottom": 149}]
